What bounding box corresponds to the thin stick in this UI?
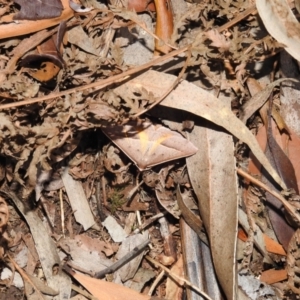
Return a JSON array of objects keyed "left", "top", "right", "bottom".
[
  {"left": 133, "top": 45, "right": 192, "bottom": 119},
  {"left": 71, "top": 284, "right": 98, "bottom": 300},
  {"left": 145, "top": 255, "right": 213, "bottom": 300},
  {"left": 95, "top": 239, "right": 150, "bottom": 278},
  {"left": 237, "top": 168, "right": 300, "bottom": 224},
  {"left": 60, "top": 188, "right": 65, "bottom": 238},
  {"left": 216, "top": 5, "right": 257, "bottom": 33},
  {"left": 0, "top": 46, "right": 189, "bottom": 110},
  {"left": 8, "top": 254, "right": 46, "bottom": 299},
  {"left": 66, "top": 261, "right": 95, "bottom": 277},
  {"left": 134, "top": 212, "right": 165, "bottom": 233}
]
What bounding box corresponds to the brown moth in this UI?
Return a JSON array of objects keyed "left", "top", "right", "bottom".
[{"left": 102, "top": 120, "right": 198, "bottom": 170}]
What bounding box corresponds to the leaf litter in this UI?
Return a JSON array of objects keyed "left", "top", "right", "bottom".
[{"left": 2, "top": 0, "right": 300, "bottom": 299}]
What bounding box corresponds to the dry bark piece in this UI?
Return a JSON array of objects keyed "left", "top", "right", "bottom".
[
  {"left": 280, "top": 50, "right": 300, "bottom": 137},
  {"left": 165, "top": 256, "right": 184, "bottom": 300},
  {"left": 102, "top": 215, "right": 127, "bottom": 243},
  {"left": 180, "top": 218, "right": 222, "bottom": 300},
  {"left": 0, "top": 196, "right": 9, "bottom": 232},
  {"left": 61, "top": 167, "right": 95, "bottom": 230},
  {"left": 154, "top": 0, "right": 174, "bottom": 54},
  {"left": 14, "top": 0, "right": 63, "bottom": 20}
]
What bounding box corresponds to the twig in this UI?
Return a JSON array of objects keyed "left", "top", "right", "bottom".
[
  {"left": 59, "top": 188, "right": 65, "bottom": 238},
  {"left": 237, "top": 168, "right": 300, "bottom": 224},
  {"left": 0, "top": 46, "right": 189, "bottom": 110},
  {"left": 134, "top": 212, "right": 165, "bottom": 233},
  {"left": 8, "top": 254, "right": 47, "bottom": 299},
  {"left": 148, "top": 270, "right": 165, "bottom": 296},
  {"left": 66, "top": 261, "right": 95, "bottom": 277},
  {"left": 145, "top": 255, "right": 213, "bottom": 300},
  {"left": 95, "top": 239, "right": 150, "bottom": 278},
  {"left": 133, "top": 45, "right": 192, "bottom": 119},
  {"left": 216, "top": 5, "right": 257, "bottom": 33},
  {"left": 101, "top": 175, "right": 108, "bottom": 207},
  {"left": 96, "top": 180, "right": 106, "bottom": 222}
]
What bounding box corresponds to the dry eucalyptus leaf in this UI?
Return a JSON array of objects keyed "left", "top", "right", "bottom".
[
  {"left": 186, "top": 120, "right": 238, "bottom": 300},
  {"left": 14, "top": 0, "right": 63, "bottom": 20},
  {"left": 102, "top": 120, "right": 198, "bottom": 171},
  {"left": 69, "top": 269, "right": 152, "bottom": 300},
  {"left": 114, "top": 70, "right": 285, "bottom": 189},
  {"left": 256, "top": 0, "right": 300, "bottom": 61},
  {"left": 102, "top": 216, "right": 127, "bottom": 243},
  {"left": 61, "top": 167, "right": 95, "bottom": 230}
]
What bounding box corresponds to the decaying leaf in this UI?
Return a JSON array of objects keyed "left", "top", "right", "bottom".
[
  {"left": 102, "top": 120, "right": 198, "bottom": 171},
  {"left": 67, "top": 268, "right": 152, "bottom": 300}
]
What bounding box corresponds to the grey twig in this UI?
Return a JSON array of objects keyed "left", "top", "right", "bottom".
[{"left": 95, "top": 239, "right": 150, "bottom": 278}]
